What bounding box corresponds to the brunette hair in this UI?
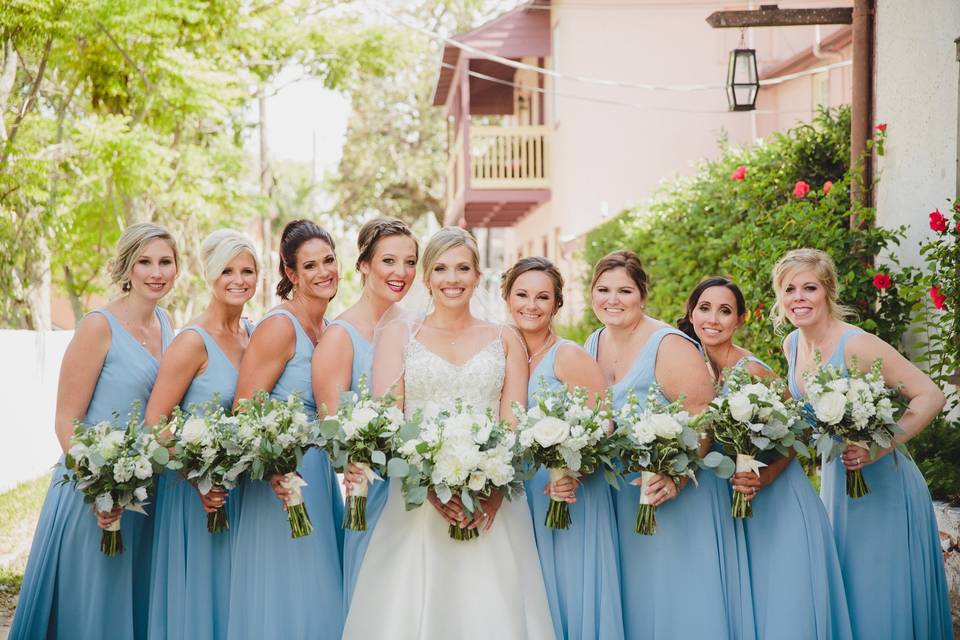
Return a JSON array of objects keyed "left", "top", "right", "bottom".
[
  {"left": 276, "top": 219, "right": 336, "bottom": 300},
  {"left": 500, "top": 256, "right": 564, "bottom": 311},
  {"left": 677, "top": 276, "right": 747, "bottom": 344},
  {"left": 108, "top": 222, "right": 180, "bottom": 293},
  {"left": 771, "top": 248, "right": 851, "bottom": 330},
  {"left": 356, "top": 217, "right": 418, "bottom": 284},
  {"left": 589, "top": 250, "right": 648, "bottom": 298}
]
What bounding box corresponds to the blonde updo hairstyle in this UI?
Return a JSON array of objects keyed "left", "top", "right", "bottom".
[
  {"left": 420, "top": 227, "right": 481, "bottom": 288},
  {"left": 108, "top": 222, "right": 180, "bottom": 293},
  {"left": 771, "top": 248, "right": 851, "bottom": 330},
  {"left": 356, "top": 217, "right": 419, "bottom": 285},
  {"left": 201, "top": 229, "right": 259, "bottom": 285}
]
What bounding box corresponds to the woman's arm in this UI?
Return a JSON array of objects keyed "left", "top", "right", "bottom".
[
  {"left": 54, "top": 313, "right": 111, "bottom": 454},
  {"left": 233, "top": 315, "right": 295, "bottom": 407},
  {"left": 499, "top": 327, "right": 529, "bottom": 426},
  {"left": 144, "top": 330, "right": 206, "bottom": 431},
  {"left": 312, "top": 324, "right": 353, "bottom": 417},
  {"left": 554, "top": 343, "right": 607, "bottom": 406}
]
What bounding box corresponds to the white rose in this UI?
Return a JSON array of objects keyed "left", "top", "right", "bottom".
[
  {"left": 133, "top": 486, "right": 148, "bottom": 502},
  {"left": 631, "top": 422, "right": 656, "bottom": 445},
  {"left": 352, "top": 407, "right": 379, "bottom": 429},
  {"left": 813, "top": 391, "right": 846, "bottom": 425},
  {"left": 846, "top": 378, "right": 870, "bottom": 402},
  {"left": 180, "top": 417, "right": 209, "bottom": 446},
  {"left": 133, "top": 456, "right": 154, "bottom": 480},
  {"left": 648, "top": 413, "right": 683, "bottom": 438},
  {"left": 95, "top": 492, "right": 114, "bottom": 513},
  {"left": 468, "top": 472, "right": 486, "bottom": 492},
  {"left": 727, "top": 393, "right": 755, "bottom": 423},
  {"left": 531, "top": 417, "right": 570, "bottom": 448},
  {"left": 99, "top": 430, "right": 125, "bottom": 459},
  {"left": 341, "top": 420, "right": 361, "bottom": 440}
]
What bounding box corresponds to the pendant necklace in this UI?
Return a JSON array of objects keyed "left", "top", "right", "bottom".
[{"left": 527, "top": 331, "right": 556, "bottom": 365}]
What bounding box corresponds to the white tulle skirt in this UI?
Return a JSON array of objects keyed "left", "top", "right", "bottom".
[{"left": 342, "top": 479, "right": 555, "bottom": 639}]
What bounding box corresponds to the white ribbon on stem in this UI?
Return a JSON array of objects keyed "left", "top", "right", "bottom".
[
  {"left": 638, "top": 470, "right": 656, "bottom": 506},
  {"left": 103, "top": 513, "right": 122, "bottom": 532},
  {"left": 547, "top": 467, "right": 580, "bottom": 503},
  {"left": 282, "top": 472, "right": 308, "bottom": 507},
  {"left": 350, "top": 462, "right": 382, "bottom": 498},
  {"left": 736, "top": 453, "right": 768, "bottom": 476}
]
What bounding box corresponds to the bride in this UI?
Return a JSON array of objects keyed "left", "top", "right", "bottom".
[{"left": 341, "top": 227, "right": 554, "bottom": 639}]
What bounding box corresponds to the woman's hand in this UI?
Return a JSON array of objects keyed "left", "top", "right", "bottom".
[
  {"left": 342, "top": 463, "right": 366, "bottom": 497},
  {"left": 94, "top": 505, "right": 123, "bottom": 530},
  {"left": 467, "top": 489, "right": 504, "bottom": 532},
  {"left": 841, "top": 443, "right": 888, "bottom": 471},
  {"left": 731, "top": 470, "right": 768, "bottom": 502},
  {"left": 428, "top": 489, "right": 464, "bottom": 526},
  {"left": 198, "top": 486, "right": 228, "bottom": 514},
  {"left": 632, "top": 473, "right": 679, "bottom": 507},
  {"left": 270, "top": 473, "right": 293, "bottom": 511},
  {"left": 543, "top": 475, "right": 579, "bottom": 504}
]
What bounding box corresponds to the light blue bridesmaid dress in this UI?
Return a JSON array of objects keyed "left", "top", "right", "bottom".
[
  {"left": 525, "top": 339, "right": 624, "bottom": 640},
  {"left": 586, "top": 326, "right": 754, "bottom": 640},
  {"left": 724, "top": 355, "right": 851, "bottom": 640},
  {"left": 332, "top": 319, "right": 386, "bottom": 612},
  {"left": 787, "top": 328, "right": 953, "bottom": 639},
  {"left": 147, "top": 322, "right": 252, "bottom": 640},
  {"left": 10, "top": 307, "right": 173, "bottom": 640},
  {"left": 226, "top": 309, "right": 345, "bottom": 639}
]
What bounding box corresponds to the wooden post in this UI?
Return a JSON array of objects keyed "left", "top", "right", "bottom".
[{"left": 850, "top": 0, "right": 875, "bottom": 212}]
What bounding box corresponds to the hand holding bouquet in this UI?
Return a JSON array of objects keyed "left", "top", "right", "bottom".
[
  {"left": 514, "top": 383, "right": 614, "bottom": 529},
  {"left": 320, "top": 377, "right": 407, "bottom": 531},
  {"left": 236, "top": 392, "right": 321, "bottom": 538},
  {"left": 803, "top": 357, "right": 904, "bottom": 498},
  {"left": 60, "top": 403, "right": 169, "bottom": 555},
  {"left": 614, "top": 388, "right": 701, "bottom": 535},
  {"left": 165, "top": 401, "right": 252, "bottom": 532},
  {"left": 695, "top": 367, "right": 808, "bottom": 517},
  {"left": 391, "top": 401, "right": 522, "bottom": 541}
]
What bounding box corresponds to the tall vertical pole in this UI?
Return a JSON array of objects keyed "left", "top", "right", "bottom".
[
  {"left": 955, "top": 37, "right": 960, "bottom": 200},
  {"left": 259, "top": 91, "right": 273, "bottom": 309},
  {"left": 850, "top": 0, "right": 875, "bottom": 215}
]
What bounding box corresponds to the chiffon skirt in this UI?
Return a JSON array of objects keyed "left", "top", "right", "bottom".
[
  {"left": 226, "top": 449, "right": 345, "bottom": 640},
  {"left": 341, "top": 477, "right": 388, "bottom": 610},
  {"left": 147, "top": 469, "right": 242, "bottom": 640},
  {"left": 526, "top": 467, "right": 624, "bottom": 639},
  {"left": 821, "top": 452, "right": 953, "bottom": 639},
  {"left": 9, "top": 460, "right": 153, "bottom": 640},
  {"left": 742, "top": 458, "right": 852, "bottom": 639},
  {"left": 613, "top": 468, "right": 755, "bottom": 640}
]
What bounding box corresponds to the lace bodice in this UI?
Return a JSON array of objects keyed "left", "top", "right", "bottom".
[{"left": 403, "top": 337, "right": 506, "bottom": 419}]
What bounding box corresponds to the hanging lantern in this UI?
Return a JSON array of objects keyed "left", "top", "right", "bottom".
[{"left": 726, "top": 48, "right": 759, "bottom": 111}]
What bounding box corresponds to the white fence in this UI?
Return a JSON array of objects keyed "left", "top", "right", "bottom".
[{"left": 0, "top": 330, "right": 73, "bottom": 493}]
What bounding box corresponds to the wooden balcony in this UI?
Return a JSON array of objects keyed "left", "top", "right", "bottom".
[{"left": 470, "top": 125, "right": 549, "bottom": 189}]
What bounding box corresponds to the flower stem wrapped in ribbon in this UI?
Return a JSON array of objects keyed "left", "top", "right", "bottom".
[
  {"left": 514, "top": 382, "right": 615, "bottom": 530},
  {"left": 694, "top": 367, "right": 808, "bottom": 518},
  {"left": 803, "top": 356, "right": 906, "bottom": 499},
  {"left": 613, "top": 387, "right": 701, "bottom": 535},
  {"left": 236, "top": 392, "right": 322, "bottom": 538},
  {"left": 60, "top": 401, "right": 169, "bottom": 555},
  {"left": 320, "top": 377, "right": 406, "bottom": 531}
]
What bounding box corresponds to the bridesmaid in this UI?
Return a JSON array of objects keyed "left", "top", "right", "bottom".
[
  {"left": 584, "top": 251, "right": 753, "bottom": 640},
  {"left": 227, "top": 219, "right": 345, "bottom": 639},
  {"left": 679, "top": 276, "right": 852, "bottom": 640},
  {"left": 776, "top": 248, "right": 952, "bottom": 639},
  {"left": 10, "top": 223, "right": 178, "bottom": 640},
  {"left": 501, "top": 257, "right": 624, "bottom": 640},
  {"left": 144, "top": 230, "right": 259, "bottom": 640},
  {"left": 314, "top": 217, "right": 419, "bottom": 611}
]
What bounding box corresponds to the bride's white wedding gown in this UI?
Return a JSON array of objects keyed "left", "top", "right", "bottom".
[{"left": 342, "top": 336, "right": 554, "bottom": 639}]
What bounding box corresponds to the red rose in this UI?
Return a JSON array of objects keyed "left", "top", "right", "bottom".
[
  {"left": 730, "top": 165, "right": 746, "bottom": 181},
  {"left": 823, "top": 180, "right": 833, "bottom": 195},
  {"left": 793, "top": 180, "right": 810, "bottom": 198},
  {"left": 930, "top": 286, "right": 946, "bottom": 310},
  {"left": 875, "top": 123, "right": 887, "bottom": 132},
  {"left": 872, "top": 273, "right": 892, "bottom": 289},
  {"left": 929, "top": 208, "right": 948, "bottom": 232}
]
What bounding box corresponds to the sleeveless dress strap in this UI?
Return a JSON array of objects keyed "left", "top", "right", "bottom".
[
  {"left": 733, "top": 354, "right": 773, "bottom": 372},
  {"left": 584, "top": 328, "right": 602, "bottom": 359},
  {"left": 261, "top": 308, "right": 309, "bottom": 344},
  {"left": 329, "top": 319, "right": 369, "bottom": 348}
]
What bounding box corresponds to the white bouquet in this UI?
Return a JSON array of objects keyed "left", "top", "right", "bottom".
[
  {"left": 695, "top": 367, "right": 808, "bottom": 517},
  {"left": 803, "top": 357, "right": 904, "bottom": 498},
  {"left": 320, "top": 376, "right": 408, "bottom": 531},
  {"left": 235, "top": 392, "right": 322, "bottom": 538},
  {"left": 613, "top": 388, "right": 701, "bottom": 535},
  {"left": 165, "top": 400, "right": 252, "bottom": 532},
  {"left": 514, "top": 382, "right": 615, "bottom": 529},
  {"left": 60, "top": 403, "right": 169, "bottom": 555},
  {"left": 391, "top": 400, "right": 523, "bottom": 541}
]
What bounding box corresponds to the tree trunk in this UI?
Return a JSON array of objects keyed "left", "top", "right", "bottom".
[
  {"left": 63, "top": 265, "right": 85, "bottom": 323},
  {"left": 0, "top": 39, "right": 19, "bottom": 144}
]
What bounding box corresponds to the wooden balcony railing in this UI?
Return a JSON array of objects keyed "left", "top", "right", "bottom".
[{"left": 469, "top": 125, "right": 549, "bottom": 189}]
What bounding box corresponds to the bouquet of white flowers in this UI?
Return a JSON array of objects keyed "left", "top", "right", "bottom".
[
  {"left": 803, "top": 357, "right": 904, "bottom": 498},
  {"left": 320, "top": 377, "right": 408, "bottom": 531},
  {"left": 235, "top": 392, "right": 322, "bottom": 538},
  {"left": 165, "top": 401, "right": 252, "bottom": 532},
  {"left": 60, "top": 403, "right": 169, "bottom": 555},
  {"left": 695, "top": 367, "right": 808, "bottom": 518},
  {"left": 614, "top": 388, "right": 701, "bottom": 535},
  {"left": 391, "top": 401, "right": 522, "bottom": 541},
  {"left": 514, "top": 383, "right": 615, "bottom": 529}
]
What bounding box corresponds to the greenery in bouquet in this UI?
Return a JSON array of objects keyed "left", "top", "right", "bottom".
[{"left": 60, "top": 402, "right": 169, "bottom": 555}]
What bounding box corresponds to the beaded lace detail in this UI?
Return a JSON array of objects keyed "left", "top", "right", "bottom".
[{"left": 403, "top": 337, "right": 505, "bottom": 420}]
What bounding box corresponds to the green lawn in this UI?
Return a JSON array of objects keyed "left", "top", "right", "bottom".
[{"left": 0, "top": 474, "right": 51, "bottom": 596}]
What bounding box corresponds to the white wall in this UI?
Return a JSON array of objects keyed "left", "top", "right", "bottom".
[
  {"left": 875, "top": 0, "right": 960, "bottom": 266},
  {"left": 0, "top": 331, "right": 73, "bottom": 492}
]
